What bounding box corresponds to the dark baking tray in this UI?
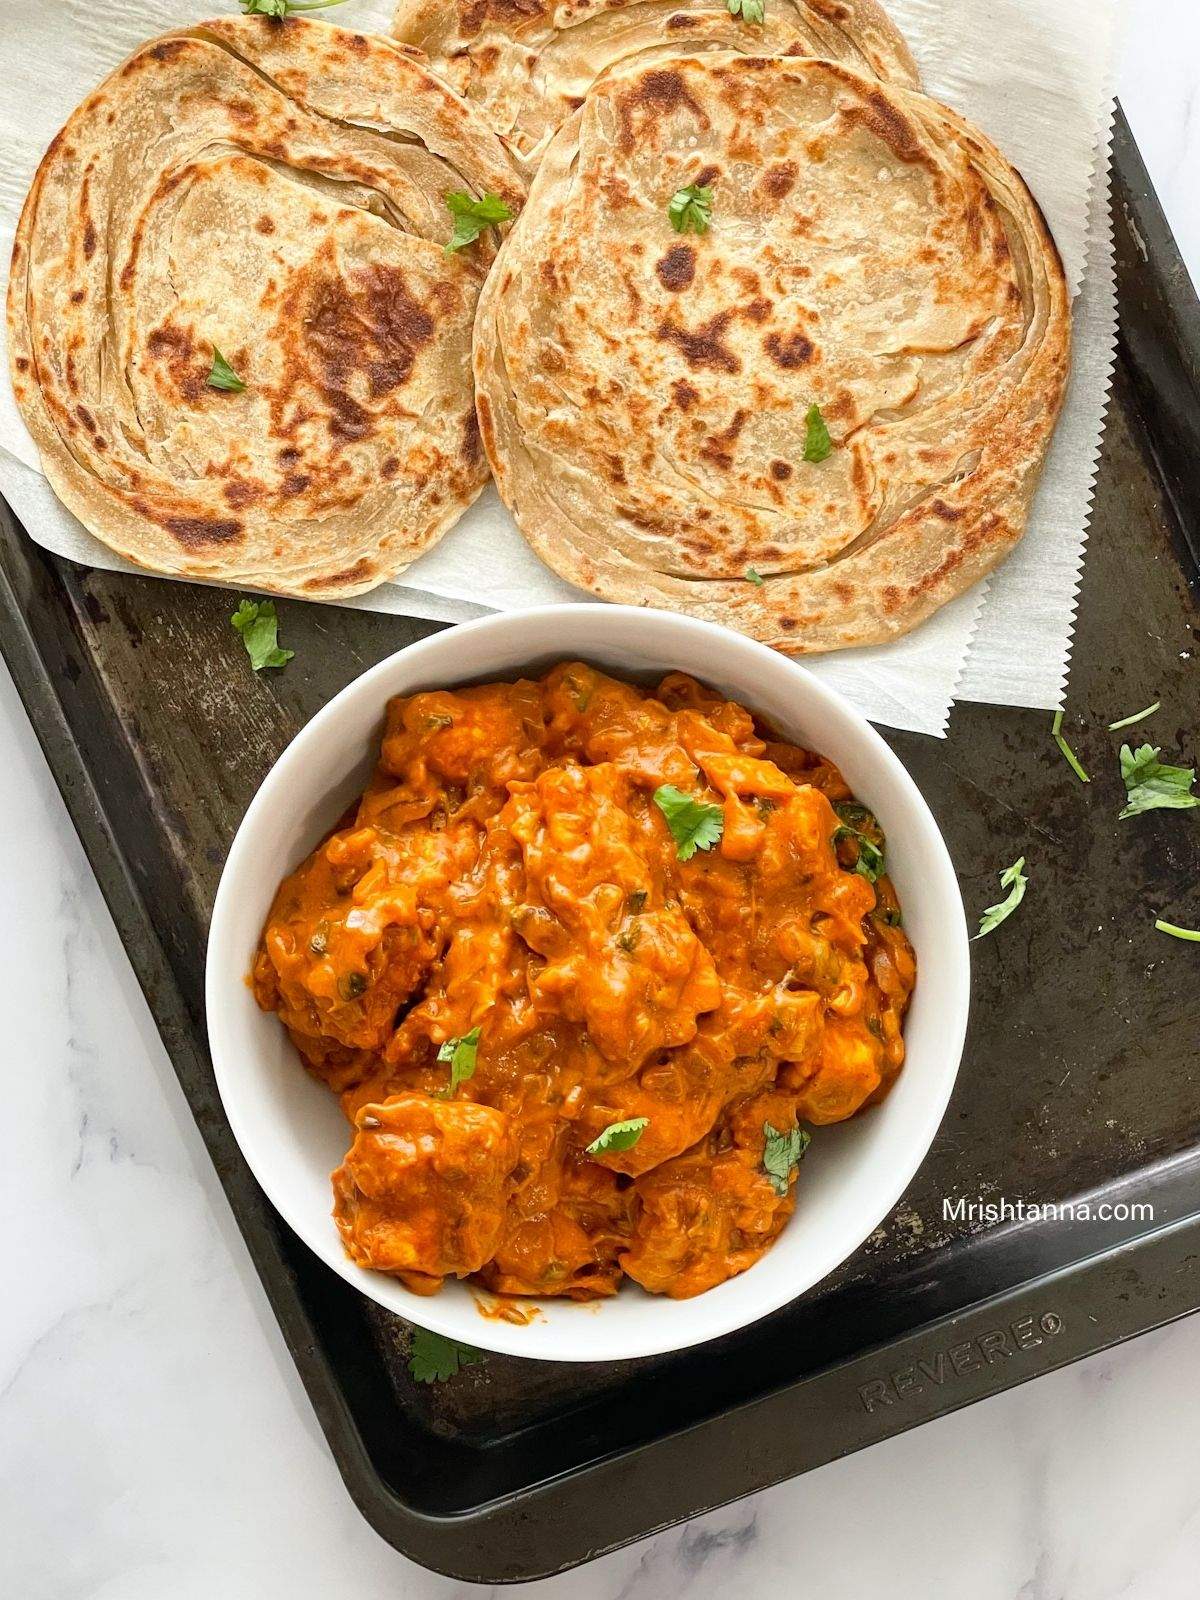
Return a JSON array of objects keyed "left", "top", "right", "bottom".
[{"left": 2, "top": 109, "right": 1198, "bottom": 1583}]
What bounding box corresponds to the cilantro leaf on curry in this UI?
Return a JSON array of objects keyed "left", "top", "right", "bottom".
[
  {"left": 832, "top": 802, "right": 885, "bottom": 884},
  {"left": 803, "top": 404, "right": 832, "bottom": 463},
  {"left": 1118, "top": 743, "right": 1200, "bottom": 819},
  {"left": 586, "top": 1117, "right": 648, "bottom": 1156},
  {"left": 668, "top": 184, "right": 714, "bottom": 236},
  {"left": 408, "top": 1328, "right": 486, "bottom": 1384},
  {"left": 1156, "top": 918, "right": 1200, "bottom": 943},
  {"left": 444, "top": 190, "right": 512, "bottom": 254},
  {"left": 654, "top": 784, "right": 724, "bottom": 860},
  {"left": 1051, "top": 709, "right": 1090, "bottom": 784},
  {"left": 231, "top": 599, "right": 293, "bottom": 671},
  {"left": 973, "top": 856, "right": 1028, "bottom": 940},
  {"left": 762, "top": 1120, "right": 810, "bottom": 1196},
  {"left": 727, "top": 0, "right": 765, "bottom": 21},
  {"left": 437, "top": 1026, "right": 481, "bottom": 1094},
  {"left": 207, "top": 346, "right": 245, "bottom": 393}
]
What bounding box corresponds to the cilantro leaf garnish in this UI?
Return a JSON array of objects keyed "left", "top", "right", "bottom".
[
  {"left": 207, "top": 347, "right": 245, "bottom": 393},
  {"left": 803, "top": 404, "right": 832, "bottom": 463},
  {"left": 437, "top": 1025, "right": 481, "bottom": 1094},
  {"left": 973, "top": 856, "right": 1028, "bottom": 940},
  {"left": 653, "top": 784, "right": 724, "bottom": 860},
  {"left": 444, "top": 190, "right": 512, "bottom": 254},
  {"left": 1051, "top": 709, "right": 1090, "bottom": 783},
  {"left": 586, "top": 1117, "right": 648, "bottom": 1156},
  {"left": 240, "top": 0, "right": 348, "bottom": 13},
  {"left": 668, "top": 184, "right": 714, "bottom": 236},
  {"left": 832, "top": 802, "right": 885, "bottom": 884},
  {"left": 1108, "top": 701, "right": 1160, "bottom": 732},
  {"left": 1118, "top": 744, "right": 1200, "bottom": 819},
  {"left": 408, "top": 1328, "right": 486, "bottom": 1384},
  {"left": 727, "top": 0, "right": 765, "bottom": 20},
  {"left": 745, "top": 567, "right": 765, "bottom": 586},
  {"left": 231, "top": 599, "right": 293, "bottom": 671},
  {"left": 762, "top": 1120, "right": 810, "bottom": 1196},
  {"left": 1156, "top": 918, "right": 1200, "bottom": 943}
]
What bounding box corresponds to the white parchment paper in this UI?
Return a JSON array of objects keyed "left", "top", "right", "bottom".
[{"left": 0, "top": 0, "right": 1121, "bottom": 735}]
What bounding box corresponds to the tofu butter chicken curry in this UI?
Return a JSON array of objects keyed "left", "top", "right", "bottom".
[{"left": 252, "top": 664, "right": 916, "bottom": 1302}]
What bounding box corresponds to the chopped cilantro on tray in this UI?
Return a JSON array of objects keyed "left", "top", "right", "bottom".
[
  {"left": 231, "top": 599, "right": 292, "bottom": 671},
  {"left": 1051, "top": 709, "right": 1090, "bottom": 783},
  {"left": 1119, "top": 743, "right": 1200, "bottom": 819},
  {"left": 974, "top": 857, "right": 1028, "bottom": 940},
  {"left": 408, "top": 1329, "right": 486, "bottom": 1384},
  {"left": 1108, "top": 701, "right": 1160, "bottom": 731}
]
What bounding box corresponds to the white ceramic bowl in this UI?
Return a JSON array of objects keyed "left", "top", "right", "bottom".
[{"left": 206, "top": 605, "right": 969, "bottom": 1362}]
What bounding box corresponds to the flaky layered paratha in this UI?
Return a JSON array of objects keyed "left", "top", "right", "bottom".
[
  {"left": 474, "top": 55, "right": 1071, "bottom": 653},
  {"left": 8, "top": 17, "right": 523, "bottom": 601},
  {"left": 391, "top": 0, "right": 919, "bottom": 171}
]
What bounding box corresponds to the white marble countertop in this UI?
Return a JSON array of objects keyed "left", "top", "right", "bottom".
[{"left": 3, "top": 5, "right": 1199, "bottom": 1596}]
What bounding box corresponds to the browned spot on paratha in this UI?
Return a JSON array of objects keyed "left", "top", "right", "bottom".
[
  {"left": 656, "top": 312, "right": 740, "bottom": 373},
  {"left": 699, "top": 408, "right": 749, "bottom": 470},
  {"left": 161, "top": 512, "right": 244, "bottom": 547},
  {"left": 760, "top": 161, "right": 798, "bottom": 200},
  {"left": 840, "top": 86, "right": 925, "bottom": 163},
  {"left": 655, "top": 245, "right": 696, "bottom": 292},
  {"left": 764, "top": 331, "right": 815, "bottom": 369},
  {"left": 616, "top": 69, "right": 708, "bottom": 153},
  {"left": 304, "top": 556, "right": 376, "bottom": 590}
]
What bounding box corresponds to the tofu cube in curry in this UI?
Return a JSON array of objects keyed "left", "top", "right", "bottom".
[{"left": 333, "top": 1094, "right": 519, "bottom": 1290}]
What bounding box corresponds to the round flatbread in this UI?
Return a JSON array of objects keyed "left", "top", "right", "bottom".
[
  {"left": 7, "top": 17, "right": 523, "bottom": 601},
  {"left": 474, "top": 55, "right": 1072, "bottom": 653},
  {"left": 391, "top": 0, "right": 919, "bottom": 171}
]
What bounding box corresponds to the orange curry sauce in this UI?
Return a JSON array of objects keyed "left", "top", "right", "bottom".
[{"left": 252, "top": 664, "right": 916, "bottom": 1301}]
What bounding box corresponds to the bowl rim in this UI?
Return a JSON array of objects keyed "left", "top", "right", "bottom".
[{"left": 205, "top": 604, "right": 970, "bottom": 1361}]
